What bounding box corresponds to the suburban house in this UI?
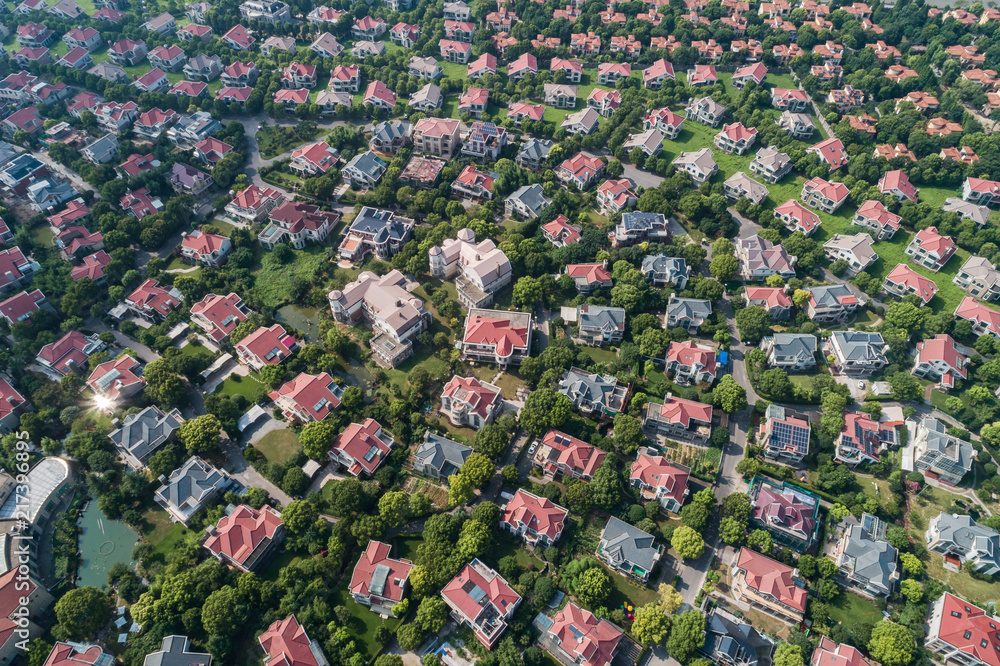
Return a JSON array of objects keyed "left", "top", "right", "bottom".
[
  {"left": 905, "top": 226, "right": 956, "bottom": 272},
  {"left": 954, "top": 256, "right": 1000, "bottom": 301},
  {"left": 349, "top": 540, "right": 413, "bottom": 616},
  {"left": 912, "top": 334, "right": 968, "bottom": 389},
  {"left": 235, "top": 324, "right": 297, "bottom": 371},
  {"left": 731, "top": 547, "right": 807, "bottom": 624},
  {"left": 835, "top": 412, "right": 899, "bottom": 466},
  {"left": 501, "top": 489, "right": 569, "bottom": 547},
  {"left": 879, "top": 169, "right": 919, "bottom": 202},
  {"left": 429, "top": 228, "right": 512, "bottom": 309},
  {"left": 36, "top": 330, "right": 105, "bottom": 377},
  {"left": 955, "top": 296, "right": 1000, "bottom": 338},
  {"left": 577, "top": 304, "right": 626, "bottom": 346},
  {"left": 179, "top": 230, "right": 230, "bottom": 268},
  {"left": 761, "top": 334, "right": 817, "bottom": 370},
  {"left": 270, "top": 372, "right": 343, "bottom": 424},
  {"left": 204, "top": 504, "right": 284, "bottom": 572},
  {"left": 505, "top": 184, "right": 552, "bottom": 219},
  {"left": 531, "top": 429, "right": 606, "bottom": 481},
  {"left": 925, "top": 513, "right": 1000, "bottom": 574},
  {"left": 828, "top": 330, "right": 888, "bottom": 376},
  {"left": 673, "top": 148, "right": 719, "bottom": 184},
  {"left": 700, "top": 610, "right": 774, "bottom": 666},
  {"left": 545, "top": 603, "right": 623, "bottom": 666},
  {"left": 926, "top": 593, "right": 1000, "bottom": 666},
  {"left": 736, "top": 235, "right": 797, "bottom": 280},
  {"left": 745, "top": 287, "right": 793, "bottom": 321},
  {"left": 612, "top": 211, "right": 671, "bottom": 246},
  {"left": 664, "top": 340, "right": 717, "bottom": 386},
  {"left": 542, "top": 216, "right": 581, "bottom": 247},
  {"left": 685, "top": 97, "right": 727, "bottom": 126},
  {"left": 109, "top": 405, "right": 184, "bottom": 470},
  {"left": 641, "top": 254, "right": 688, "bottom": 289},
  {"left": 912, "top": 418, "right": 974, "bottom": 485},
  {"left": 441, "top": 560, "right": 521, "bottom": 648},
  {"left": 834, "top": 513, "right": 899, "bottom": 598},
  {"left": 330, "top": 419, "right": 395, "bottom": 478},
  {"left": 566, "top": 262, "right": 612, "bottom": 293},
  {"left": 724, "top": 172, "right": 768, "bottom": 204},
  {"left": 596, "top": 517, "right": 663, "bottom": 584},
  {"left": 749, "top": 147, "right": 793, "bottom": 184},
  {"left": 759, "top": 404, "right": 811, "bottom": 463},
  {"left": 226, "top": 185, "right": 283, "bottom": 224},
  {"left": 801, "top": 177, "right": 850, "bottom": 213},
  {"left": 121, "top": 279, "right": 182, "bottom": 321},
  {"left": 87, "top": 355, "right": 145, "bottom": 405},
  {"left": 336, "top": 207, "right": 412, "bottom": 262},
  {"left": 154, "top": 456, "right": 231, "bottom": 526},
  {"left": 750, "top": 477, "right": 819, "bottom": 551},
  {"left": 823, "top": 233, "right": 877, "bottom": 276},
  {"left": 630, "top": 450, "right": 690, "bottom": 513},
  {"left": 883, "top": 264, "right": 939, "bottom": 305},
  {"left": 665, "top": 296, "right": 712, "bottom": 331},
  {"left": 413, "top": 431, "right": 472, "bottom": 480},
  {"left": 257, "top": 616, "right": 326, "bottom": 666},
  {"left": 642, "top": 394, "right": 713, "bottom": 445},
  {"left": 412, "top": 117, "right": 461, "bottom": 159},
  {"left": 853, "top": 200, "right": 901, "bottom": 240},
  {"left": 806, "top": 284, "right": 860, "bottom": 325},
  {"left": 558, "top": 367, "right": 628, "bottom": 419},
  {"left": 461, "top": 309, "right": 532, "bottom": 365},
  {"left": 439, "top": 375, "right": 503, "bottom": 429}
]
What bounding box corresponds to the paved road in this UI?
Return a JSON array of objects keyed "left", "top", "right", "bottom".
[
  {"left": 534, "top": 305, "right": 551, "bottom": 352},
  {"left": 621, "top": 162, "right": 666, "bottom": 190},
  {"left": 31, "top": 149, "right": 97, "bottom": 196},
  {"left": 84, "top": 317, "right": 160, "bottom": 362},
  {"left": 220, "top": 437, "right": 294, "bottom": 507}
]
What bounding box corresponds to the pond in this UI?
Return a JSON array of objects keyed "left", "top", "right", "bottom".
[
  {"left": 335, "top": 356, "right": 375, "bottom": 393},
  {"left": 276, "top": 304, "right": 321, "bottom": 343},
  {"left": 77, "top": 501, "right": 140, "bottom": 589}
]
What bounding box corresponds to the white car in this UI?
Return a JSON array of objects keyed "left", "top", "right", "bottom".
[
  {"left": 528, "top": 443, "right": 537, "bottom": 455},
  {"left": 858, "top": 381, "right": 866, "bottom": 390}
]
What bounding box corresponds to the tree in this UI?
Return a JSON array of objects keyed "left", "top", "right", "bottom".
[
  {"left": 379, "top": 491, "right": 410, "bottom": 527},
  {"left": 900, "top": 553, "right": 923, "bottom": 575},
  {"left": 520, "top": 388, "right": 572, "bottom": 436},
  {"left": 281, "top": 500, "right": 318, "bottom": 538},
  {"left": 177, "top": 414, "right": 221, "bottom": 455},
  {"left": 868, "top": 621, "right": 915, "bottom": 666},
  {"left": 885, "top": 301, "right": 927, "bottom": 337},
  {"left": 613, "top": 413, "right": 644, "bottom": 455},
  {"left": 54, "top": 587, "right": 112, "bottom": 640},
  {"left": 658, "top": 584, "right": 683, "bottom": 614},
  {"left": 680, "top": 502, "right": 710, "bottom": 531},
  {"left": 671, "top": 526, "right": 704, "bottom": 559},
  {"left": 202, "top": 586, "right": 247, "bottom": 637},
  {"left": 736, "top": 306, "right": 772, "bottom": 343},
  {"left": 475, "top": 424, "right": 510, "bottom": 459},
  {"left": 792, "top": 289, "right": 811, "bottom": 308},
  {"left": 719, "top": 517, "right": 746, "bottom": 545},
  {"left": 513, "top": 277, "right": 543, "bottom": 309},
  {"left": 397, "top": 624, "right": 425, "bottom": 651},
  {"left": 575, "top": 567, "right": 612, "bottom": 607},
  {"left": 747, "top": 529, "right": 773, "bottom": 554},
  {"left": 667, "top": 610, "right": 706, "bottom": 663},
  {"left": 299, "top": 420, "right": 337, "bottom": 459},
  {"left": 415, "top": 596, "right": 449, "bottom": 633},
  {"left": 632, "top": 602, "right": 671, "bottom": 645},
  {"left": 709, "top": 254, "right": 739, "bottom": 282},
  {"left": 461, "top": 452, "right": 496, "bottom": 488},
  {"left": 448, "top": 473, "right": 475, "bottom": 507},
  {"left": 758, "top": 368, "right": 793, "bottom": 400},
  {"left": 773, "top": 643, "right": 804, "bottom": 666},
  {"left": 713, "top": 376, "right": 748, "bottom": 413},
  {"left": 900, "top": 579, "right": 923, "bottom": 603},
  {"left": 590, "top": 459, "right": 622, "bottom": 509}
]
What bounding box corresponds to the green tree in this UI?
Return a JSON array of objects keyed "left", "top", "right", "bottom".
[
  {"left": 658, "top": 584, "right": 683, "bottom": 614},
  {"left": 202, "top": 586, "right": 248, "bottom": 637},
  {"left": 899, "top": 579, "right": 923, "bottom": 603},
  {"left": 379, "top": 491, "right": 410, "bottom": 527},
  {"left": 474, "top": 424, "right": 510, "bottom": 459},
  {"left": 709, "top": 254, "right": 739, "bottom": 282},
  {"left": 177, "top": 414, "right": 222, "bottom": 455},
  {"left": 747, "top": 529, "right": 773, "bottom": 554},
  {"left": 513, "top": 276, "right": 543, "bottom": 309},
  {"left": 54, "top": 587, "right": 112, "bottom": 640},
  {"left": 415, "top": 596, "right": 449, "bottom": 633},
  {"left": 457, "top": 520, "right": 492, "bottom": 560},
  {"left": 448, "top": 473, "right": 475, "bottom": 507},
  {"left": 671, "top": 526, "right": 704, "bottom": 559},
  {"left": 713, "top": 376, "right": 748, "bottom": 413},
  {"left": 632, "top": 602, "right": 671, "bottom": 645},
  {"left": 773, "top": 643, "right": 804, "bottom": 666},
  {"left": 735, "top": 306, "right": 772, "bottom": 343},
  {"left": 461, "top": 452, "right": 496, "bottom": 488},
  {"left": 282, "top": 500, "right": 318, "bottom": 538},
  {"left": 868, "top": 621, "right": 915, "bottom": 666},
  {"left": 680, "top": 501, "right": 710, "bottom": 531},
  {"left": 520, "top": 388, "right": 572, "bottom": 436},
  {"left": 575, "top": 567, "right": 612, "bottom": 608},
  {"left": 299, "top": 420, "right": 337, "bottom": 459},
  {"left": 900, "top": 553, "right": 923, "bottom": 575},
  {"left": 667, "top": 610, "right": 706, "bottom": 663},
  {"left": 613, "top": 413, "right": 644, "bottom": 455}
]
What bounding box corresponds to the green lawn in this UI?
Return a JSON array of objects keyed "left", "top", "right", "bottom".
[
  {"left": 383, "top": 347, "right": 451, "bottom": 390},
  {"left": 330, "top": 579, "right": 403, "bottom": 655},
  {"left": 213, "top": 372, "right": 269, "bottom": 402},
  {"left": 178, "top": 342, "right": 215, "bottom": 360},
  {"left": 254, "top": 245, "right": 327, "bottom": 308},
  {"left": 394, "top": 534, "right": 424, "bottom": 561},
  {"left": 827, "top": 590, "right": 882, "bottom": 627},
  {"left": 579, "top": 346, "right": 619, "bottom": 366},
  {"left": 259, "top": 550, "right": 302, "bottom": 581},
  {"left": 255, "top": 428, "right": 300, "bottom": 465},
  {"left": 256, "top": 124, "right": 324, "bottom": 159},
  {"left": 604, "top": 564, "right": 659, "bottom": 611}
]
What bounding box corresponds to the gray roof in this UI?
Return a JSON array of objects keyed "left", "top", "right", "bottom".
[
  {"left": 349, "top": 206, "right": 412, "bottom": 243},
  {"left": 765, "top": 333, "right": 816, "bottom": 358},
  {"left": 919, "top": 417, "right": 974, "bottom": 474},
  {"left": 508, "top": 183, "right": 550, "bottom": 213},
  {"left": 943, "top": 197, "right": 991, "bottom": 226},
  {"left": 88, "top": 61, "right": 127, "bottom": 81},
  {"left": 109, "top": 405, "right": 183, "bottom": 463},
  {"left": 840, "top": 514, "right": 898, "bottom": 592},
  {"left": 621, "top": 211, "right": 667, "bottom": 232},
  {"left": 824, "top": 233, "right": 877, "bottom": 267},
  {"left": 154, "top": 456, "right": 228, "bottom": 513},
  {"left": 700, "top": 611, "right": 774, "bottom": 666},
  {"left": 559, "top": 367, "right": 623, "bottom": 410},
  {"left": 831, "top": 330, "right": 886, "bottom": 362},
  {"left": 642, "top": 254, "right": 687, "bottom": 279},
  {"left": 186, "top": 53, "right": 221, "bottom": 70},
  {"left": 810, "top": 283, "right": 857, "bottom": 308},
  {"left": 666, "top": 296, "right": 712, "bottom": 320},
  {"left": 345, "top": 151, "right": 388, "bottom": 179},
  {"left": 933, "top": 512, "right": 999, "bottom": 562},
  {"left": 578, "top": 305, "right": 625, "bottom": 333},
  {"left": 84, "top": 134, "right": 118, "bottom": 162},
  {"left": 600, "top": 516, "right": 660, "bottom": 570},
  {"left": 143, "top": 635, "right": 212, "bottom": 666},
  {"left": 409, "top": 82, "right": 442, "bottom": 108},
  {"left": 415, "top": 431, "right": 472, "bottom": 477},
  {"left": 372, "top": 120, "right": 410, "bottom": 144},
  {"left": 518, "top": 137, "right": 554, "bottom": 163}
]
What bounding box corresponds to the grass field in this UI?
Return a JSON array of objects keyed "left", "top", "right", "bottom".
[
  {"left": 828, "top": 590, "right": 883, "bottom": 627},
  {"left": 255, "top": 428, "right": 300, "bottom": 464},
  {"left": 253, "top": 245, "right": 327, "bottom": 308},
  {"left": 213, "top": 371, "right": 269, "bottom": 402},
  {"left": 330, "top": 578, "right": 402, "bottom": 654}
]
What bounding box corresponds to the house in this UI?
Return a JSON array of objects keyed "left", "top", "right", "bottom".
[
  {"left": 317, "top": 89, "right": 352, "bottom": 111},
  {"left": 181, "top": 54, "right": 222, "bottom": 83},
  {"left": 0, "top": 289, "right": 46, "bottom": 326},
  {"left": 239, "top": 0, "right": 291, "bottom": 22},
  {"left": 774, "top": 200, "right": 820, "bottom": 236},
  {"left": 926, "top": 593, "right": 1000, "bottom": 666},
  {"left": 41, "top": 644, "right": 113, "bottom": 666},
  {"left": 93, "top": 6, "right": 126, "bottom": 21},
  {"left": 644, "top": 108, "right": 684, "bottom": 139},
  {"left": 508, "top": 53, "right": 538, "bottom": 80},
  {"left": 806, "top": 283, "right": 860, "bottom": 324},
  {"left": 828, "top": 86, "right": 865, "bottom": 112},
  {"left": 642, "top": 394, "right": 713, "bottom": 444},
  {"left": 177, "top": 23, "right": 213, "bottom": 42},
  {"left": 36, "top": 330, "right": 105, "bottom": 377},
  {"left": 630, "top": 450, "right": 689, "bottom": 513},
  {"left": 81, "top": 134, "right": 118, "bottom": 165},
  {"left": 226, "top": 185, "right": 284, "bottom": 224},
  {"left": 281, "top": 63, "right": 317, "bottom": 90},
  {"left": 307, "top": 6, "right": 346, "bottom": 24},
  {"left": 351, "top": 40, "right": 384, "bottom": 59},
  {"left": 502, "top": 489, "right": 569, "bottom": 547},
  {"left": 221, "top": 62, "right": 258, "bottom": 89},
  {"left": 558, "top": 367, "right": 627, "bottom": 418},
  {"left": 257, "top": 616, "right": 326, "bottom": 666},
  {"left": 963, "top": 177, "right": 1000, "bottom": 206},
  {"left": 457, "top": 87, "right": 489, "bottom": 119},
  {"left": 391, "top": 22, "right": 420, "bottom": 48},
  {"left": 826, "top": 330, "right": 887, "bottom": 376},
  {"left": 700, "top": 610, "right": 774, "bottom": 666},
  {"left": 665, "top": 340, "right": 717, "bottom": 386},
  {"left": 759, "top": 404, "right": 811, "bottom": 463},
  {"left": 561, "top": 108, "right": 600, "bottom": 135},
  {"left": 87, "top": 354, "right": 146, "bottom": 404},
  {"left": 810, "top": 638, "right": 873, "bottom": 666},
  {"left": 506, "top": 184, "right": 552, "bottom": 219},
  {"left": 260, "top": 36, "right": 296, "bottom": 56},
  {"left": 749, "top": 146, "right": 791, "bottom": 184},
  {"left": 621, "top": 129, "right": 663, "bottom": 158},
  {"left": 686, "top": 97, "right": 727, "bottom": 126},
  {"left": 178, "top": 230, "right": 230, "bottom": 268},
  {"left": 369, "top": 120, "right": 410, "bottom": 155},
  {"left": 330, "top": 418, "right": 395, "bottom": 477},
  {"left": 336, "top": 207, "right": 411, "bottom": 262},
  {"left": 737, "top": 235, "right": 796, "bottom": 281},
  {"left": 566, "top": 263, "right": 612, "bottom": 293},
  {"left": 343, "top": 151, "right": 388, "bottom": 189},
  {"left": 351, "top": 15, "right": 385, "bottom": 40},
  {"left": 451, "top": 165, "right": 494, "bottom": 201},
  {"left": 57, "top": 46, "right": 93, "bottom": 69},
  {"left": 596, "top": 517, "right": 663, "bottom": 583},
  {"left": 108, "top": 38, "right": 147, "bottom": 66},
  {"left": 222, "top": 25, "right": 255, "bottom": 50},
  {"left": 190, "top": 293, "right": 250, "bottom": 343},
  {"left": 777, "top": 111, "right": 815, "bottom": 139},
  {"left": 235, "top": 324, "right": 297, "bottom": 370},
  {"left": 879, "top": 170, "right": 918, "bottom": 202},
  {"left": 363, "top": 81, "right": 396, "bottom": 110},
  {"left": 154, "top": 456, "right": 230, "bottom": 526},
  {"left": 170, "top": 162, "right": 212, "bottom": 196},
  {"left": 398, "top": 155, "right": 444, "bottom": 189},
  {"left": 571, "top": 31, "right": 601, "bottom": 54},
  {"left": 551, "top": 58, "right": 584, "bottom": 83},
  {"left": 807, "top": 138, "right": 848, "bottom": 171},
  {"left": 133, "top": 108, "right": 178, "bottom": 139},
  {"left": 169, "top": 113, "right": 223, "bottom": 149},
  {"left": 259, "top": 200, "right": 340, "bottom": 250},
  {"left": 122, "top": 279, "right": 181, "bottom": 321},
  {"left": 906, "top": 227, "right": 955, "bottom": 272},
  {"left": 440, "top": 375, "right": 502, "bottom": 429},
  {"left": 109, "top": 405, "right": 184, "bottom": 470},
  {"left": 467, "top": 53, "right": 498, "bottom": 80},
  {"left": 943, "top": 198, "right": 990, "bottom": 227},
  {"left": 853, "top": 200, "right": 901, "bottom": 240},
  {"left": 643, "top": 59, "right": 675, "bottom": 88},
  {"left": 0, "top": 155, "right": 48, "bottom": 196},
  {"left": 1, "top": 107, "right": 44, "bottom": 139},
  {"left": 142, "top": 11, "right": 176, "bottom": 34},
  {"left": 761, "top": 333, "right": 817, "bottom": 370},
  {"left": 801, "top": 177, "right": 850, "bottom": 213},
  {"left": 597, "top": 62, "right": 630, "bottom": 86},
  {"left": 955, "top": 297, "right": 1000, "bottom": 338},
  {"left": 724, "top": 172, "right": 768, "bottom": 204},
  {"left": 170, "top": 80, "right": 209, "bottom": 99},
  {"left": 926, "top": 515, "right": 1000, "bottom": 574},
  {"left": 444, "top": 0, "right": 471, "bottom": 19},
  {"left": 913, "top": 418, "right": 974, "bottom": 485},
  {"left": 48, "top": 199, "right": 89, "bottom": 229},
  {"left": 55, "top": 226, "right": 103, "bottom": 259},
  {"left": 557, "top": 153, "right": 605, "bottom": 189},
  {"left": 270, "top": 373, "right": 343, "bottom": 425},
  {"left": 771, "top": 88, "right": 809, "bottom": 112},
  {"left": 673, "top": 148, "right": 718, "bottom": 185},
  {"left": 665, "top": 296, "right": 711, "bottom": 332},
  {"left": 833, "top": 513, "right": 899, "bottom": 598},
  {"left": 642, "top": 254, "right": 688, "bottom": 288},
  {"left": 732, "top": 62, "right": 767, "bottom": 88},
  {"left": 516, "top": 137, "right": 553, "bottom": 170},
  {"left": 545, "top": 603, "right": 623, "bottom": 666},
  {"left": 883, "top": 264, "right": 938, "bottom": 304},
  {"left": 954, "top": 256, "right": 1000, "bottom": 302},
  {"left": 912, "top": 334, "right": 968, "bottom": 389},
  {"left": 25, "top": 178, "right": 79, "bottom": 212},
  {"left": 544, "top": 84, "right": 578, "bottom": 108},
  {"left": 572, "top": 304, "right": 624, "bottom": 346},
  {"left": 542, "top": 216, "right": 581, "bottom": 247},
  {"left": 63, "top": 26, "right": 101, "bottom": 51},
  {"left": 412, "top": 117, "right": 461, "bottom": 159},
  {"left": 349, "top": 541, "right": 413, "bottom": 617},
  {"left": 414, "top": 432, "right": 472, "bottom": 480},
  {"left": 205, "top": 504, "right": 284, "bottom": 572},
  {"left": 824, "top": 233, "right": 877, "bottom": 276},
  {"left": 531, "top": 429, "right": 605, "bottom": 481},
  {"left": 462, "top": 309, "right": 532, "bottom": 365},
  {"left": 440, "top": 39, "right": 472, "bottom": 63},
  {"left": 688, "top": 64, "right": 718, "bottom": 86},
  {"left": 71, "top": 250, "right": 110, "bottom": 283},
  {"left": 462, "top": 122, "right": 507, "bottom": 160},
  {"left": 588, "top": 89, "right": 622, "bottom": 118},
  {"left": 746, "top": 287, "right": 794, "bottom": 321},
  {"left": 441, "top": 560, "right": 520, "bottom": 648},
  {"left": 148, "top": 45, "right": 185, "bottom": 73},
  {"left": 927, "top": 118, "right": 964, "bottom": 136}
]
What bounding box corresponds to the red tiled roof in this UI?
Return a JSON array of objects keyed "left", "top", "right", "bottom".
[
  {"left": 463, "top": 314, "right": 530, "bottom": 357},
  {"left": 855, "top": 200, "right": 901, "bottom": 230},
  {"left": 442, "top": 561, "right": 520, "bottom": 628},
  {"left": 502, "top": 489, "right": 568, "bottom": 541},
  {"left": 542, "top": 215, "right": 581, "bottom": 244},
  {"left": 258, "top": 615, "right": 323, "bottom": 666},
  {"left": 665, "top": 340, "right": 717, "bottom": 375},
  {"left": 885, "top": 264, "right": 937, "bottom": 302},
  {"left": 915, "top": 334, "right": 967, "bottom": 379},
  {"left": 541, "top": 429, "right": 606, "bottom": 478},
  {"left": 332, "top": 418, "right": 393, "bottom": 475},
  {"left": 0, "top": 379, "right": 27, "bottom": 423},
  {"left": 181, "top": 230, "right": 228, "bottom": 257},
  {"left": 736, "top": 547, "right": 807, "bottom": 611},
  {"left": 236, "top": 324, "right": 295, "bottom": 366},
  {"left": 442, "top": 375, "right": 500, "bottom": 419},
  {"left": 630, "top": 453, "right": 688, "bottom": 506},
  {"left": 71, "top": 250, "right": 110, "bottom": 282},
  {"left": 86, "top": 355, "right": 144, "bottom": 401},
  {"left": 913, "top": 226, "right": 955, "bottom": 258},
  {"left": 808, "top": 138, "right": 848, "bottom": 169},
  {"left": 745, "top": 286, "right": 792, "bottom": 309},
  {"left": 956, "top": 297, "right": 1000, "bottom": 337},
  {"left": 127, "top": 278, "right": 179, "bottom": 315},
  {"left": 48, "top": 200, "right": 89, "bottom": 228},
  {"left": 933, "top": 594, "right": 1000, "bottom": 666},
  {"left": 0, "top": 289, "right": 44, "bottom": 323},
  {"left": 205, "top": 504, "right": 283, "bottom": 568},
  {"left": 567, "top": 263, "right": 611, "bottom": 286},
  {"left": 270, "top": 372, "right": 341, "bottom": 422},
  {"left": 37, "top": 330, "right": 94, "bottom": 373},
  {"left": 548, "top": 603, "right": 623, "bottom": 666},
  {"left": 656, "top": 396, "right": 713, "bottom": 427},
  {"left": 349, "top": 540, "right": 413, "bottom": 603},
  {"left": 879, "top": 169, "right": 918, "bottom": 201},
  {"left": 43, "top": 642, "right": 107, "bottom": 666},
  {"left": 190, "top": 292, "right": 248, "bottom": 341}
]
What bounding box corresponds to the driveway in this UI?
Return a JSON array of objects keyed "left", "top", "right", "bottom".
[
  {"left": 729, "top": 207, "right": 762, "bottom": 239},
  {"left": 220, "top": 437, "right": 293, "bottom": 507},
  {"left": 84, "top": 317, "right": 159, "bottom": 362},
  {"left": 621, "top": 163, "right": 666, "bottom": 190},
  {"left": 534, "top": 306, "right": 551, "bottom": 352},
  {"left": 31, "top": 149, "right": 97, "bottom": 195}
]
